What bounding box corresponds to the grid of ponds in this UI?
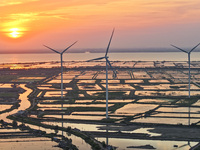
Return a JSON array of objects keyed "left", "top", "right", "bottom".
[{"left": 1, "top": 61, "right": 200, "bottom": 149}]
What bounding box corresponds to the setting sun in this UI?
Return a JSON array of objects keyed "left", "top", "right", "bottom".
[
  {"left": 9, "top": 28, "right": 22, "bottom": 38},
  {"left": 0, "top": 0, "right": 200, "bottom": 51}
]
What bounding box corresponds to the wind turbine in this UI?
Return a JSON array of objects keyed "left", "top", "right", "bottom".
[
  {"left": 44, "top": 41, "right": 77, "bottom": 136},
  {"left": 87, "top": 29, "right": 117, "bottom": 119},
  {"left": 171, "top": 43, "right": 200, "bottom": 125},
  {"left": 43, "top": 41, "right": 77, "bottom": 98}
]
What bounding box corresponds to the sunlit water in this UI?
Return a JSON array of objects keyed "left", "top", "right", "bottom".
[
  {"left": 26, "top": 123, "right": 92, "bottom": 150},
  {"left": 0, "top": 138, "right": 60, "bottom": 150},
  {"left": 0, "top": 84, "right": 32, "bottom": 122},
  {"left": 1, "top": 52, "right": 200, "bottom": 149},
  {"left": 0, "top": 52, "right": 199, "bottom": 63},
  {"left": 96, "top": 138, "right": 197, "bottom": 150}
]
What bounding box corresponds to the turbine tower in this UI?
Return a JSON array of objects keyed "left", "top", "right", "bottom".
[
  {"left": 171, "top": 43, "right": 200, "bottom": 125},
  {"left": 44, "top": 41, "right": 77, "bottom": 98},
  {"left": 87, "top": 29, "right": 117, "bottom": 119}
]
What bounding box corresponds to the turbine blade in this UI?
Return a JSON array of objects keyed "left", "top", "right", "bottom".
[
  {"left": 171, "top": 44, "right": 188, "bottom": 53},
  {"left": 62, "top": 41, "right": 78, "bottom": 54},
  {"left": 179, "top": 144, "right": 188, "bottom": 148},
  {"left": 106, "top": 58, "right": 117, "bottom": 78},
  {"left": 190, "top": 43, "right": 200, "bottom": 53},
  {"left": 86, "top": 56, "right": 105, "bottom": 62},
  {"left": 43, "top": 45, "right": 60, "bottom": 54},
  {"left": 105, "top": 28, "right": 115, "bottom": 57}
]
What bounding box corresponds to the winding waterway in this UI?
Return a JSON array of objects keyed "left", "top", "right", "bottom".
[
  {"left": 0, "top": 84, "right": 32, "bottom": 122},
  {"left": 0, "top": 84, "right": 92, "bottom": 149}
]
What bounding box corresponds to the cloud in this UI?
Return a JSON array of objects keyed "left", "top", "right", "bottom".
[
  {"left": 1, "top": 0, "right": 200, "bottom": 47},
  {"left": 0, "top": 0, "right": 39, "bottom": 7}
]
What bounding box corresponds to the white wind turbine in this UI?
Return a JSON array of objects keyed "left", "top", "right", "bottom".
[
  {"left": 43, "top": 41, "right": 77, "bottom": 98},
  {"left": 171, "top": 43, "right": 200, "bottom": 125},
  {"left": 44, "top": 41, "right": 77, "bottom": 136},
  {"left": 87, "top": 29, "right": 117, "bottom": 119}
]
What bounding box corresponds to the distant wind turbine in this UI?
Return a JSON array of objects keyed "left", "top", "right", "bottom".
[
  {"left": 87, "top": 29, "right": 117, "bottom": 119},
  {"left": 43, "top": 41, "right": 77, "bottom": 98},
  {"left": 171, "top": 43, "right": 200, "bottom": 125}
]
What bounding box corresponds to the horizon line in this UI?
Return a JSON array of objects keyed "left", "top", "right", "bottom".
[{"left": 0, "top": 47, "right": 200, "bottom": 54}]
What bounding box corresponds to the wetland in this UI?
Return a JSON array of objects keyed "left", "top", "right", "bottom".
[{"left": 0, "top": 60, "right": 200, "bottom": 150}]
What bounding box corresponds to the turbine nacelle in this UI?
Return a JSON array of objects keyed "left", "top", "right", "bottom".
[
  {"left": 86, "top": 28, "right": 116, "bottom": 119},
  {"left": 43, "top": 41, "right": 78, "bottom": 55},
  {"left": 43, "top": 41, "right": 77, "bottom": 99},
  {"left": 171, "top": 43, "right": 200, "bottom": 54},
  {"left": 171, "top": 42, "right": 200, "bottom": 126},
  {"left": 87, "top": 28, "right": 116, "bottom": 77}
]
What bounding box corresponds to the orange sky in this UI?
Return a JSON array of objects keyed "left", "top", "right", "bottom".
[{"left": 1, "top": 0, "right": 200, "bottom": 53}]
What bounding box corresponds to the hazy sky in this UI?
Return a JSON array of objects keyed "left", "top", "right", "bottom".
[{"left": 1, "top": 0, "right": 200, "bottom": 53}]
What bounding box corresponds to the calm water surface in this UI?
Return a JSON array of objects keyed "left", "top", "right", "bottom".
[{"left": 0, "top": 52, "right": 200, "bottom": 63}]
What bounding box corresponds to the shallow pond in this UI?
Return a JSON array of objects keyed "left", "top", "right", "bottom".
[
  {"left": 38, "top": 103, "right": 114, "bottom": 108},
  {"left": 71, "top": 111, "right": 106, "bottom": 115},
  {"left": 87, "top": 91, "right": 130, "bottom": 96},
  {"left": 148, "top": 79, "right": 170, "bottom": 83},
  {"left": 75, "top": 100, "right": 94, "bottom": 103},
  {"left": 131, "top": 117, "right": 199, "bottom": 125},
  {"left": 37, "top": 87, "right": 58, "bottom": 90},
  {"left": 132, "top": 71, "right": 150, "bottom": 79},
  {"left": 24, "top": 122, "right": 92, "bottom": 150},
  {"left": 100, "top": 80, "right": 120, "bottom": 83},
  {"left": 137, "top": 98, "right": 172, "bottom": 104},
  {"left": 18, "top": 77, "right": 45, "bottom": 80},
  {"left": 115, "top": 104, "right": 159, "bottom": 115},
  {"left": 44, "top": 91, "right": 67, "bottom": 97},
  {"left": 96, "top": 138, "right": 197, "bottom": 150},
  {"left": 77, "top": 84, "right": 102, "bottom": 90},
  {"left": 46, "top": 122, "right": 102, "bottom": 132},
  {"left": 130, "top": 128, "right": 161, "bottom": 137},
  {"left": 192, "top": 99, "right": 200, "bottom": 106},
  {"left": 77, "top": 80, "right": 96, "bottom": 84},
  {"left": 95, "top": 99, "right": 135, "bottom": 103},
  {"left": 0, "top": 83, "right": 12, "bottom": 88},
  {"left": 152, "top": 112, "right": 200, "bottom": 118},
  {"left": 125, "top": 80, "right": 143, "bottom": 83},
  {"left": 43, "top": 115, "right": 117, "bottom": 120},
  {"left": 157, "top": 107, "right": 200, "bottom": 113},
  {"left": 0, "top": 84, "right": 32, "bottom": 122},
  {"left": 101, "top": 84, "right": 135, "bottom": 90},
  {"left": 0, "top": 137, "right": 60, "bottom": 150},
  {"left": 135, "top": 91, "right": 200, "bottom": 96},
  {"left": 0, "top": 105, "right": 12, "bottom": 111},
  {"left": 47, "top": 80, "right": 72, "bottom": 84}
]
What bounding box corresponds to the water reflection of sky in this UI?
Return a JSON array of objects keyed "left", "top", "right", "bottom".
[
  {"left": 96, "top": 138, "right": 197, "bottom": 150},
  {"left": 0, "top": 52, "right": 199, "bottom": 63}
]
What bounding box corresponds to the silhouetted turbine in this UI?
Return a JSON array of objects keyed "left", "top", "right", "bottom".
[
  {"left": 43, "top": 41, "right": 77, "bottom": 136},
  {"left": 87, "top": 29, "right": 117, "bottom": 119},
  {"left": 171, "top": 43, "right": 200, "bottom": 125},
  {"left": 43, "top": 41, "right": 77, "bottom": 98}
]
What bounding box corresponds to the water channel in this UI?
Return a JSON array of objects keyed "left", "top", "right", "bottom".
[
  {"left": 0, "top": 84, "right": 92, "bottom": 149},
  {"left": 0, "top": 84, "right": 32, "bottom": 122},
  {"left": 1, "top": 84, "right": 199, "bottom": 150}
]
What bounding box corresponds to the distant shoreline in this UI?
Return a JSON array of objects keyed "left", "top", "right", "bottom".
[
  {"left": 0, "top": 50, "right": 199, "bottom": 54},
  {"left": 0, "top": 52, "right": 199, "bottom": 63},
  {"left": 1, "top": 47, "right": 200, "bottom": 54}
]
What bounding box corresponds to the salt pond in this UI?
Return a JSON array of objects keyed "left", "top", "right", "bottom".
[
  {"left": 97, "top": 138, "right": 197, "bottom": 150},
  {"left": 0, "top": 138, "right": 60, "bottom": 150},
  {"left": 131, "top": 117, "right": 199, "bottom": 125},
  {"left": 0, "top": 84, "right": 32, "bottom": 122},
  {"left": 137, "top": 98, "right": 172, "bottom": 104},
  {"left": 115, "top": 104, "right": 159, "bottom": 115}
]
